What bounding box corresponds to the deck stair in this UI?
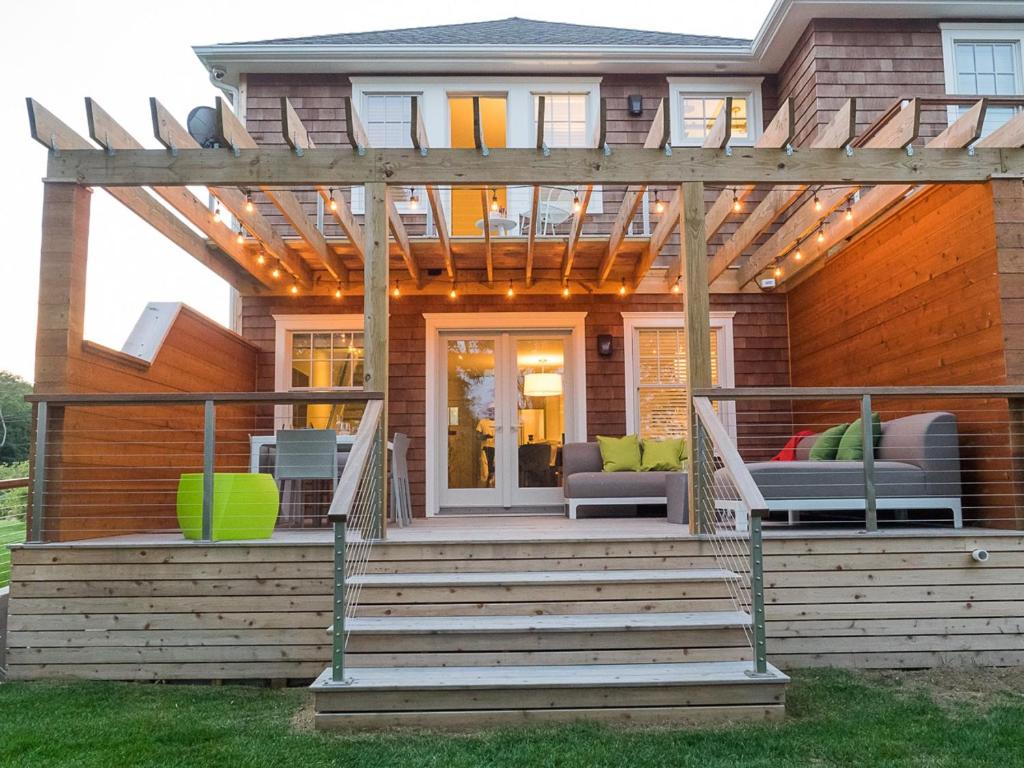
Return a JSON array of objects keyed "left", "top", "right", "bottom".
[{"left": 312, "top": 537, "right": 789, "bottom": 729}]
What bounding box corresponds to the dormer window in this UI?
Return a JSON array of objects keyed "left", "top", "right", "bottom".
[{"left": 668, "top": 78, "right": 763, "bottom": 147}]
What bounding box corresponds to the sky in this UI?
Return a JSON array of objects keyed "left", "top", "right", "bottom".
[{"left": 0, "top": 0, "right": 774, "bottom": 382}]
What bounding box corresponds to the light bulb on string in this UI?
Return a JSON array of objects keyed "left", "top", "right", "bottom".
[
  {"left": 619, "top": 279, "right": 627, "bottom": 297},
  {"left": 562, "top": 284, "right": 570, "bottom": 298},
  {"left": 289, "top": 283, "right": 299, "bottom": 295},
  {"left": 816, "top": 227, "right": 825, "bottom": 244},
  {"left": 256, "top": 253, "right": 266, "bottom": 266},
  {"left": 236, "top": 230, "right": 245, "bottom": 245},
  {"left": 449, "top": 283, "right": 458, "bottom": 300},
  {"left": 506, "top": 281, "right": 515, "bottom": 298},
  {"left": 774, "top": 265, "right": 783, "bottom": 279},
  {"left": 732, "top": 189, "right": 742, "bottom": 213},
  {"left": 813, "top": 195, "right": 822, "bottom": 212},
  {"left": 408, "top": 188, "right": 420, "bottom": 210},
  {"left": 212, "top": 206, "right": 222, "bottom": 224},
  {"left": 334, "top": 285, "right": 343, "bottom": 300},
  {"left": 328, "top": 189, "right": 338, "bottom": 212},
  {"left": 490, "top": 190, "right": 499, "bottom": 212},
  {"left": 245, "top": 194, "right": 254, "bottom": 214},
  {"left": 845, "top": 205, "right": 853, "bottom": 222},
  {"left": 271, "top": 265, "right": 281, "bottom": 279},
  {"left": 653, "top": 191, "right": 665, "bottom": 215},
  {"left": 392, "top": 281, "right": 401, "bottom": 299},
  {"left": 572, "top": 193, "right": 582, "bottom": 214},
  {"left": 671, "top": 277, "right": 681, "bottom": 294}
]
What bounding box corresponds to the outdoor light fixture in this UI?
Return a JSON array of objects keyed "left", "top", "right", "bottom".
[
  {"left": 597, "top": 334, "right": 613, "bottom": 357},
  {"left": 813, "top": 195, "right": 822, "bottom": 212},
  {"left": 212, "top": 205, "right": 222, "bottom": 224},
  {"left": 523, "top": 372, "right": 563, "bottom": 397},
  {"left": 774, "top": 265, "right": 783, "bottom": 279},
  {"left": 845, "top": 205, "right": 854, "bottom": 222},
  {"left": 794, "top": 247, "right": 803, "bottom": 261},
  {"left": 627, "top": 94, "right": 644, "bottom": 116}
]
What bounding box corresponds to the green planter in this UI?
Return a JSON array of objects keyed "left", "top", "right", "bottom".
[{"left": 176, "top": 473, "right": 280, "bottom": 541}]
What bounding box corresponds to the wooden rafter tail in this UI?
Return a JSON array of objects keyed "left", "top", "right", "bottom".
[
  {"left": 26, "top": 98, "right": 262, "bottom": 292},
  {"left": 597, "top": 97, "right": 609, "bottom": 153},
  {"left": 214, "top": 97, "right": 345, "bottom": 285},
  {"left": 705, "top": 98, "right": 860, "bottom": 285},
  {"left": 472, "top": 96, "right": 488, "bottom": 154},
  {"left": 525, "top": 185, "right": 540, "bottom": 288},
  {"left": 601, "top": 97, "right": 672, "bottom": 287},
  {"left": 150, "top": 97, "right": 312, "bottom": 289},
  {"left": 768, "top": 98, "right": 986, "bottom": 289},
  {"left": 480, "top": 186, "right": 494, "bottom": 286},
  {"left": 84, "top": 97, "right": 274, "bottom": 291},
  {"left": 341, "top": 96, "right": 368, "bottom": 151},
  {"left": 280, "top": 97, "right": 365, "bottom": 270},
  {"left": 410, "top": 96, "right": 453, "bottom": 279},
  {"left": 975, "top": 106, "right": 1024, "bottom": 148},
  {"left": 703, "top": 96, "right": 734, "bottom": 150},
  {"left": 864, "top": 98, "right": 921, "bottom": 150}
]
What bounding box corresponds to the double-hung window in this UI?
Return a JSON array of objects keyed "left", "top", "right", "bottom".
[
  {"left": 534, "top": 93, "right": 589, "bottom": 147},
  {"left": 668, "top": 78, "right": 763, "bottom": 147},
  {"left": 942, "top": 25, "right": 1024, "bottom": 137},
  {"left": 352, "top": 93, "right": 423, "bottom": 213}
]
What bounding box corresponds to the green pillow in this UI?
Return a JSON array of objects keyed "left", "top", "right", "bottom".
[
  {"left": 640, "top": 438, "right": 687, "bottom": 471},
  {"left": 836, "top": 412, "right": 882, "bottom": 461},
  {"left": 809, "top": 423, "right": 849, "bottom": 461},
  {"left": 597, "top": 434, "right": 642, "bottom": 472}
]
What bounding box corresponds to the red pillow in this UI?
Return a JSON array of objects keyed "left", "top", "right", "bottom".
[{"left": 770, "top": 430, "right": 816, "bottom": 462}]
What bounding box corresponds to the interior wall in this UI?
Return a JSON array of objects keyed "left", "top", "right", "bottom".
[{"left": 787, "top": 182, "right": 1021, "bottom": 528}]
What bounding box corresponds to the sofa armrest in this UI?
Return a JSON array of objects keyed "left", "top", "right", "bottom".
[{"left": 563, "top": 443, "right": 603, "bottom": 477}]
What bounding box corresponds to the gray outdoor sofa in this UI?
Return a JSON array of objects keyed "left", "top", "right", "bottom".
[
  {"left": 719, "top": 411, "right": 963, "bottom": 529},
  {"left": 562, "top": 442, "right": 686, "bottom": 520}
]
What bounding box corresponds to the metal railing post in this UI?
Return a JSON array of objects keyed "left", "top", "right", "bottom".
[
  {"left": 693, "top": 415, "right": 708, "bottom": 534},
  {"left": 861, "top": 394, "right": 877, "bottom": 532},
  {"left": 201, "top": 400, "right": 216, "bottom": 542},
  {"left": 332, "top": 513, "right": 347, "bottom": 682},
  {"left": 749, "top": 511, "right": 769, "bottom": 675},
  {"left": 373, "top": 419, "right": 386, "bottom": 540},
  {"left": 30, "top": 400, "right": 48, "bottom": 543}
]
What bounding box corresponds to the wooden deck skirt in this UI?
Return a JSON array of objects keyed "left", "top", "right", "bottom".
[{"left": 4, "top": 520, "right": 1023, "bottom": 681}]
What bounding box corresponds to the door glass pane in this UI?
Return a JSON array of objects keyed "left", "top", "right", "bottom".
[
  {"left": 447, "top": 339, "right": 497, "bottom": 489},
  {"left": 516, "top": 338, "right": 565, "bottom": 489}
]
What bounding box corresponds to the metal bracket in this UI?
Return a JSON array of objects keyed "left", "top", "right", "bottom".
[
  {"left": 602, "top": 142, "right": 612, "bottom": 157},
  {"left": 419, "top": 147, "right": 428, "bottom": 157},
  {"left": 785, "top": 143, "right": 794, "bottom": 156},
  {"left": 292, "top": 137, "right": 304, "bottom": 158},
  {"left": 541, "top": 142, "right": 550, "bottom": 158},
  {"left": 845, "top": 144, "right": 854, "bottom": 157},
  {"left": 744, "top": 670, "right": 777, "bottom": 679},
  {"left": 663, "top": 144, "right": 672, "bottom": 157},
  {"left": 968, "top": 145, "right": 976, "bottom": 157},
  {"left": 49, "top": 133, "right": 60, "bottom": 157},
  {"left": 355, "top": 143, "right": 366, "bottom": 157},
  {"left": 103, "top": 133, "right": 116, "bottom": 157},
  {"left": 724, "top": 145, "right": 733, "bottom": 157},
  {"left": 168, "top": 139, "right": 179, "bottom": 158},
  {"left": 229, "top": 141, "right": 241, "bottom": 159},
  {"left": 906, "top": 145, "right": 915, "bottom": 157},
  {"left": 480, "top": 144, "right": 490, "bottom": 158}
]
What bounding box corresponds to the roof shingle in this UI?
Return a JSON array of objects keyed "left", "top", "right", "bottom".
[{"left": 221, "top": 17, "right": 750, "bottom": 48}]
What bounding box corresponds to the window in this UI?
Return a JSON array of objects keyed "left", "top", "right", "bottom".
[
  {"left": 942, "top": 24, "right": 1024, "bottom": 137},
  {"left": 352, "top": 93, "right": 422, "bottom": 212},
  {"left": 623, "top": 313, "right": 735, "bottom": 441},
  {"left": 535, "top": 94, "right": 589, "bottom": 147},
  {"left": 274, "top": 315, "right": 365, "bottom": 433},
  {"left": 668, "top": 78, "right": 763, "bottom": 147}
]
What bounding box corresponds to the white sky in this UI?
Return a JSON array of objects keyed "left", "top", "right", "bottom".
[{"left": 0, "top": 0, "right": 774, "bottom": 382}]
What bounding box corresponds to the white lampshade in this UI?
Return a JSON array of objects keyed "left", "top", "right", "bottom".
[{"left": 523, "top": 372, "right": 563, "bottom": 397}]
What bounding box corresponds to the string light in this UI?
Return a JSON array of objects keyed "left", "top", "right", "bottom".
[
  {"left": 794, "top": 247, "right": 803, "bottom": 261},
  {"left": 334, "top": 285, "right": 343, "bottom": 299},
  {"left": 732, "top": 189, "right": 742, "bottom": 213},
  {"left": 449, "top": 282, "right": 458, "bottom": 300},
  {"left": 619, "top": 279, "right": 627, "bottom": 296},
  {"left": 328, "top": 189, "right": 338, "bottom": 212},
  {"left": 271, "top": 265, "right": 281, "bottom": 279},
  {"left": 572, "top": 193, "right": 582, "bottom": 214},
  {"left": 506, "top": 280, "right": 515, "bottom": 298},
  {"left": 490, "top": 190, "right": 500, "bottom": 212},
  {"left": 816, "top": 227, "right": 825, "bottom": 244},
  {"left": 654, "top": 191, "right": 665, "bottom": 215},
  {"left": 289, "top": 283, "right": 299, "bottom": 295},
  {"left": 562, "top": 284, "right": 570, "bottom": 298},
  {"left": 671, "top": 277, "right": 681, "bottom": 294},
  {"left": 245, "top": 194, "right": 254, "bottom": 214},
  {"left": 212, "top": 205, "right": 222, "bottom": 224},
  {"left": 256, "top": 253, "right": 266, "bottom": 266},
  {"left": 813, "top": 195, "right": 822, "bottom": 212},
  {"left": 774, "top": 265, "right": 783, "bottom": 279},
  {"left": 235, "top": 230, "right": 245, "bottom": 245},
  {"left": 845, "top": 204, "right": 854, "bottom": 222},
  {"left": 408, "top": 188, "right": 420, "bottom": 210},
  {"left": 392, "top": 281, "right": 401, "bottom": 298}
]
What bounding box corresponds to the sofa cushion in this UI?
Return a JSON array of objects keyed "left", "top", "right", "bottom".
[
  {"left": 597, "top": 434, "right": 642, "bottom": 472},
  {"left": 809, "top": 423, "right": 849, "bottom": 461},
  {"left": 562, "top": 442, "right": 604, "bottom": 476},
  {"left": 641, "top": 438, "right": 686, "bottom": 471},
  {"left": 726, "top": 460, "right": 926, "bottom": 500},
  {"left": 565, "top": 470, "right": 677, "bottom": 499},
  {"left": 836, "top": 412, "right": 882, "bottom": 461}
]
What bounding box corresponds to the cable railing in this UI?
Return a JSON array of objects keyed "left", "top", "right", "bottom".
[
  {"left": 694, "top": 386, "right": 1024, "bottom": 531},
  {"left": 0, "top": 475, "right": 29, "bottom": 588},
  {"left": 692, "top": 396, "right": 770, "bottom": 676},
  {"left": 326, "top": 399, "right": 386, "bottom": 683},
  {"left": 23, "top": 391, "right": 383, "bottom": 543}
]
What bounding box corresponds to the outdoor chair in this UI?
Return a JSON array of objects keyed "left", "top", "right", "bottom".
[
  {"left": 390, "top": 432, "right": 413, "bottom": 527},
  {"left": 274, "top": 429, "right": 340, "bottom": 526}
]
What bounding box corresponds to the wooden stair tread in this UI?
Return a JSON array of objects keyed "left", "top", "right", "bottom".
[
  {"left": 351, "top": 568, "right": 737, "bottom": 587},
  {"left": 312, "top": 660, "right": 788, "bottom": 691},
  {"left": 347, "top": 611, "right": 751, "bottom": 634}
]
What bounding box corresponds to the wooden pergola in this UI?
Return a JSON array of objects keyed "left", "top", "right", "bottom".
[{"left": 26, "top": 94, "right": 1024, "bottom": 520}]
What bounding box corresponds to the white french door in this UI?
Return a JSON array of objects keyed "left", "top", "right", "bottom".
[{"left": 437, "top": 330, "right": 575, "bottom": 514}]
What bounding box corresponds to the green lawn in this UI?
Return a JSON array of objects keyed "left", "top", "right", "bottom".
[
  {"left": 0, "top": 669, "right": 1022, "bottom": 767},
  {"left": 0, "top": 517, "right": 25, "bottom": 587}
]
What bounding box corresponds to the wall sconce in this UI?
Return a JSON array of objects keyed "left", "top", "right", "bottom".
[
  {"left": 627, "top": 95, "right": 644, "bottom": 117},
  {"left": 597, "top": 334, "right": 613, "bottom": 357}
]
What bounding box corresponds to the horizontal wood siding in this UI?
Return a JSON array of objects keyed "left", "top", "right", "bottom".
[
  {"left": 240, "top": 292, "right": 790, "bottom": 517},
  {"left": 786, "top": 182, "right": 1019, "bottom": 527},
  {"left": 7, "top": 532, "right": 1023, "bottom": 679}
]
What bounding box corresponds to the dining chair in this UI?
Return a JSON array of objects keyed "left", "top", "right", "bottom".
[{"left": 390, "top": 432, "right": 413, "bottom": 527}]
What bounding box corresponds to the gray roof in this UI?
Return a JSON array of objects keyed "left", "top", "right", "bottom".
[{"left": 222, "top": 17, "right": 750, "bottom": 48}]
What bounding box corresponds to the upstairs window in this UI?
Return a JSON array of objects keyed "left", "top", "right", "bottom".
[
  {"left": 352, "top": 93, "right": 422, "bottom": 212},
  {"left": 669, "top": 78, "right": 763, "bottom": 147},
  {"left": 942, "top": 25, "right": 1024, "bottom": 137},
  {"left": 535, "top": 93, "right": 589, "bottom": 147}
]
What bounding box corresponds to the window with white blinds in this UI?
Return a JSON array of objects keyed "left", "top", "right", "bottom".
[
  {"left": 623, "top": 313, "right": 735, "bottom": 442},
  {"left": 534, "top": 94, "right": 589, "bottom": 147}
]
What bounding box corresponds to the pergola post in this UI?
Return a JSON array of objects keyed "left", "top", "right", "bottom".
[
  {"left": 681, "top": 182, "right": 711, "bottom": 535},
  {"left": 363, "top": 182, "right": 389, "bottom": 538}
]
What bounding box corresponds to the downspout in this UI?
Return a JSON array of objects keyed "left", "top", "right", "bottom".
[{"left": 208, "top": 67, "right": 244, "bottom": 335}]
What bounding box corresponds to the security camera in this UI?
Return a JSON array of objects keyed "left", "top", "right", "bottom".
[{"left": 211, "top": 68, "right": 226, "bottom": 82}]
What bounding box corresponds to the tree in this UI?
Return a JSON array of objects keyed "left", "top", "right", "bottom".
[{"left": 0, "top": 371, "right": 32, "bottom": 464}]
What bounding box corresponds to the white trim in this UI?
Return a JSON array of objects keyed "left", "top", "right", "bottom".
[
  {"left": 668, "top": 77, "right": 764, "bottom": 147},
  {"left": 424, "top": 312, "right": 588, "bottom": 517},
  {"left": 272, "top": 314, "right": 364, "bottom": 430},
  {"left": 349, "top": 77, "right": 603, "bottom": 220},
  {"left": 720, "top": 496, "right": 963, "bottom": 530},
  {"left": 940, "top": 22, "right": 1024, "bottom": 94},
  {"left": 567, "top": 496, "right": 668, "bottom": 520},
  {"left": 621, "top": 311, "right": 737, "bottom": 440}
]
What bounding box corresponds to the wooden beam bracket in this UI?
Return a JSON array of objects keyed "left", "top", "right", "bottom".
[{"left": 472, "top": 97, "right": 489, "bottom": 157}]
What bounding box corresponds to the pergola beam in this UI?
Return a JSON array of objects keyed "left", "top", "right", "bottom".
[
  {"left": 705, "top": 98, "right": 861, "bottom": 283},
  {"left": 599, "top": 96, "right": 670, "bottom": 286},
  {"left": 561, "top": 185, "right": 594, "bottom": 279},
  {"left": 148, "top": 98, "right": 313, "bottom": 288},
  {"left": 474, "top": 98, "right": 494, "bottom": 286},
  {"left": 281, "top": 98, "right": 365, "bottom": 267},
  {"left": 410, "top": 96, "right": 454, "bottom": 279},
  {"left": 26, "top": 98, "right": 262, "bottom": 292},
  {"left": 768, "top": 99, "right": 986, "bottom": 287},
  {"left": 216, "top": 98, "right": 347, "bottom": 284}
]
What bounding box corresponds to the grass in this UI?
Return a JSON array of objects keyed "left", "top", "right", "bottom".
[
  {"left": 0, "top": 517, "right": 26, "bottom": 588},
  {"left": 0, "top": 669, "right": 1023, "bottom": 767}
]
